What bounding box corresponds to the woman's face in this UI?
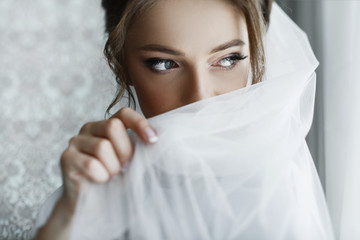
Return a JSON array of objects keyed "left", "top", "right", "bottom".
[{"left": 125, "top": 0, "right": 250, "bottom": 118}]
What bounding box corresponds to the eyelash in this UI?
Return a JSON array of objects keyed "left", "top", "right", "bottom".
[
  {"left": 216, "top": 53, "right": 248, "bottom": 71},
  {"left": 145, "top": 58, "right": 178, "bottom": 72},
  {"left": 144, "top": 53, "right": 248, "bottom": 73}
]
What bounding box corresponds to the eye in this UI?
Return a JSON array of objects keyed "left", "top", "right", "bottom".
[
  {"left": 145, "top": 58, "right": 179, "bottom": 72},
  {"left": 214, "top": 53, "right": 248, "bottom": 70}
]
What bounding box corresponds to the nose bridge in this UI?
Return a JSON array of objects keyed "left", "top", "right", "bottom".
[{"left": 184, "top": 65, "right": 213, "bottom": 103}]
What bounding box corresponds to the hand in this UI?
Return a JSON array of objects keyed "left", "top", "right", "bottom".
[{"left": 59, "top": 107, "right": 158, "bottom": 212}]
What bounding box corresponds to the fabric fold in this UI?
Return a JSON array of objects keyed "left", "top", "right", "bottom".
[{"left": 68, "top": 3, "right": 335, "bottom": 240}]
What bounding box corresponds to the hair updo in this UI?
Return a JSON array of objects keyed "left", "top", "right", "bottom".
[{"left": 102, "top": 0, "right": 273, "bottom": 116}]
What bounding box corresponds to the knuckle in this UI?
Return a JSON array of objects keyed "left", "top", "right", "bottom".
[
  {"left": 68, "top": 136, "right": 77, "bottom": 146},
  {"left": 118, "top": 150, "right": 132, "bottom": 162},
  {"left": 105, "top": 118, "right": 123, "bottom": 136},
  {"left": 93, "top": 139, "right": 111, "bottom": 156},
  {"left": 134, "top": 118, "right": 148, "bottom": 131},
  {"left": 83, "top": 158, "right": 94, "bottom": 171},
  {"left": 79, "top": 122, "right": 92, "bottom": 134},
  {"left": 119, "top": 107, "right": 131, "bottom": 116},
  {"left": 60, "top": 148, "right": 72, "bottom": 167},
  {"left": 117, "top": 107, "right": 130, "bottom": 120}
]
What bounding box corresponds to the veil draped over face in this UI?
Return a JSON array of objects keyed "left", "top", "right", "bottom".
[{"left": 69, "top": 3, "right": 335, "bottom": 240}]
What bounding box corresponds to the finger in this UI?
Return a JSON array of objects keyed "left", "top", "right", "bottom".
[
  {"left": 61, "top": 148, "right": 110, "bottom": 183},
  {"left": 69, "top": 136, "right": 121, "bottom": 176},
  {"left": 112, "top": 107, "right": 158, "bottom": 144},
  {"left": 78, "top": 119, "right": 133, "bottom": 165}
]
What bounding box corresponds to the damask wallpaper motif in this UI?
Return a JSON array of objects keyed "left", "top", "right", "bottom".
[{"left": 0, "top": 1, "right": 119, "bottom": 239}]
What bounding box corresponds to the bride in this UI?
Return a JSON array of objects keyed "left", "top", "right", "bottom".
[{"left": 32, "top": 0, "right": 335, "bottom": 239}]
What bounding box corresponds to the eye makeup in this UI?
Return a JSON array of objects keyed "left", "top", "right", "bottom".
[
  {"left": 213, "top": 53, "right": 248, "bottom": 70},
  {"left": 143, "top": 52, "right": 248, "bottom": 73},
  {"left": 144, "top": 58, "right": 179, "bottom": 73}
]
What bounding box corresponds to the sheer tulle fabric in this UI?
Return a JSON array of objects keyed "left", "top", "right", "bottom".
[{"left": 68, "top": 4, "right": 335, "bottom": 240}]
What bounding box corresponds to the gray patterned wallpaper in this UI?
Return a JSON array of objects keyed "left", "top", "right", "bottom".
[{"left": 0, "top": 1, "right": 119, "bottom": 239}]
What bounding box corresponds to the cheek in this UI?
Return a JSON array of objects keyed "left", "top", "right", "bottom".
[
  {"left": 126, "top": 57, "right": 181, "bottom": 117},
  {"left": 212, "top": 60, "right": 250, "bottom": 92},
  {"left": 125, "top": 54, "right": 251, "bottom": 117}
]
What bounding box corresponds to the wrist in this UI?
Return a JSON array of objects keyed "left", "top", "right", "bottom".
[{"left": 34, "top": 196, "right": 75, "bottom": 240}]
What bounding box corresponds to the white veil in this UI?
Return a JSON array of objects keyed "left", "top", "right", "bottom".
[{"left": 68, "top": 4, "right": 335, "bottom": 240}]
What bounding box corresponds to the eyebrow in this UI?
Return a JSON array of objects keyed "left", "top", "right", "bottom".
[
  {"left": 138, "top": 39, "right": 245, "bottom": 56},
  {"left": 210, "top": 39, "right": 245, "bottom": 54},
  {"left": 139, "top": 44, "right": 185, "bottom": 56}
]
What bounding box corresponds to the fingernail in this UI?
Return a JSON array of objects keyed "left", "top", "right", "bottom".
[
  {"left": 121, "top": 161, "right": 130, "bottom": 172},
  {"left": 144, "top": 127, "right": 158, "bottom": 143}
]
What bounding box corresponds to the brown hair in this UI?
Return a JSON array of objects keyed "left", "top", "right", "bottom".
[{"left": 102, "top": 0, "right": 273, "bottom": 116}]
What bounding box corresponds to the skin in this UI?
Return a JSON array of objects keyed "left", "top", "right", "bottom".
[
  {"left": 126, "top": 0, "right": 250, "bottom": 118},
  {"left": 34, "top": 0, "right": 250, "bottom": 239}
]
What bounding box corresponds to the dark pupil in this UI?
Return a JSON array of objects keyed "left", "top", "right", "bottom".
[
  {"left": 164, "top": 60, "right": 174, "bottom": 69},
  {"left": 226, "top": 57, "right": 235, "bottom": 64}
]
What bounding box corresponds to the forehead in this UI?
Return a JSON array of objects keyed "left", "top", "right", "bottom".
[{"left": 126, "top": 0, "right": 248, "bottom": 54}]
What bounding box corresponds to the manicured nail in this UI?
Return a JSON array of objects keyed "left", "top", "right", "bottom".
[{"left": 144, "top": 127, "right": 158, "bottom": 143}]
